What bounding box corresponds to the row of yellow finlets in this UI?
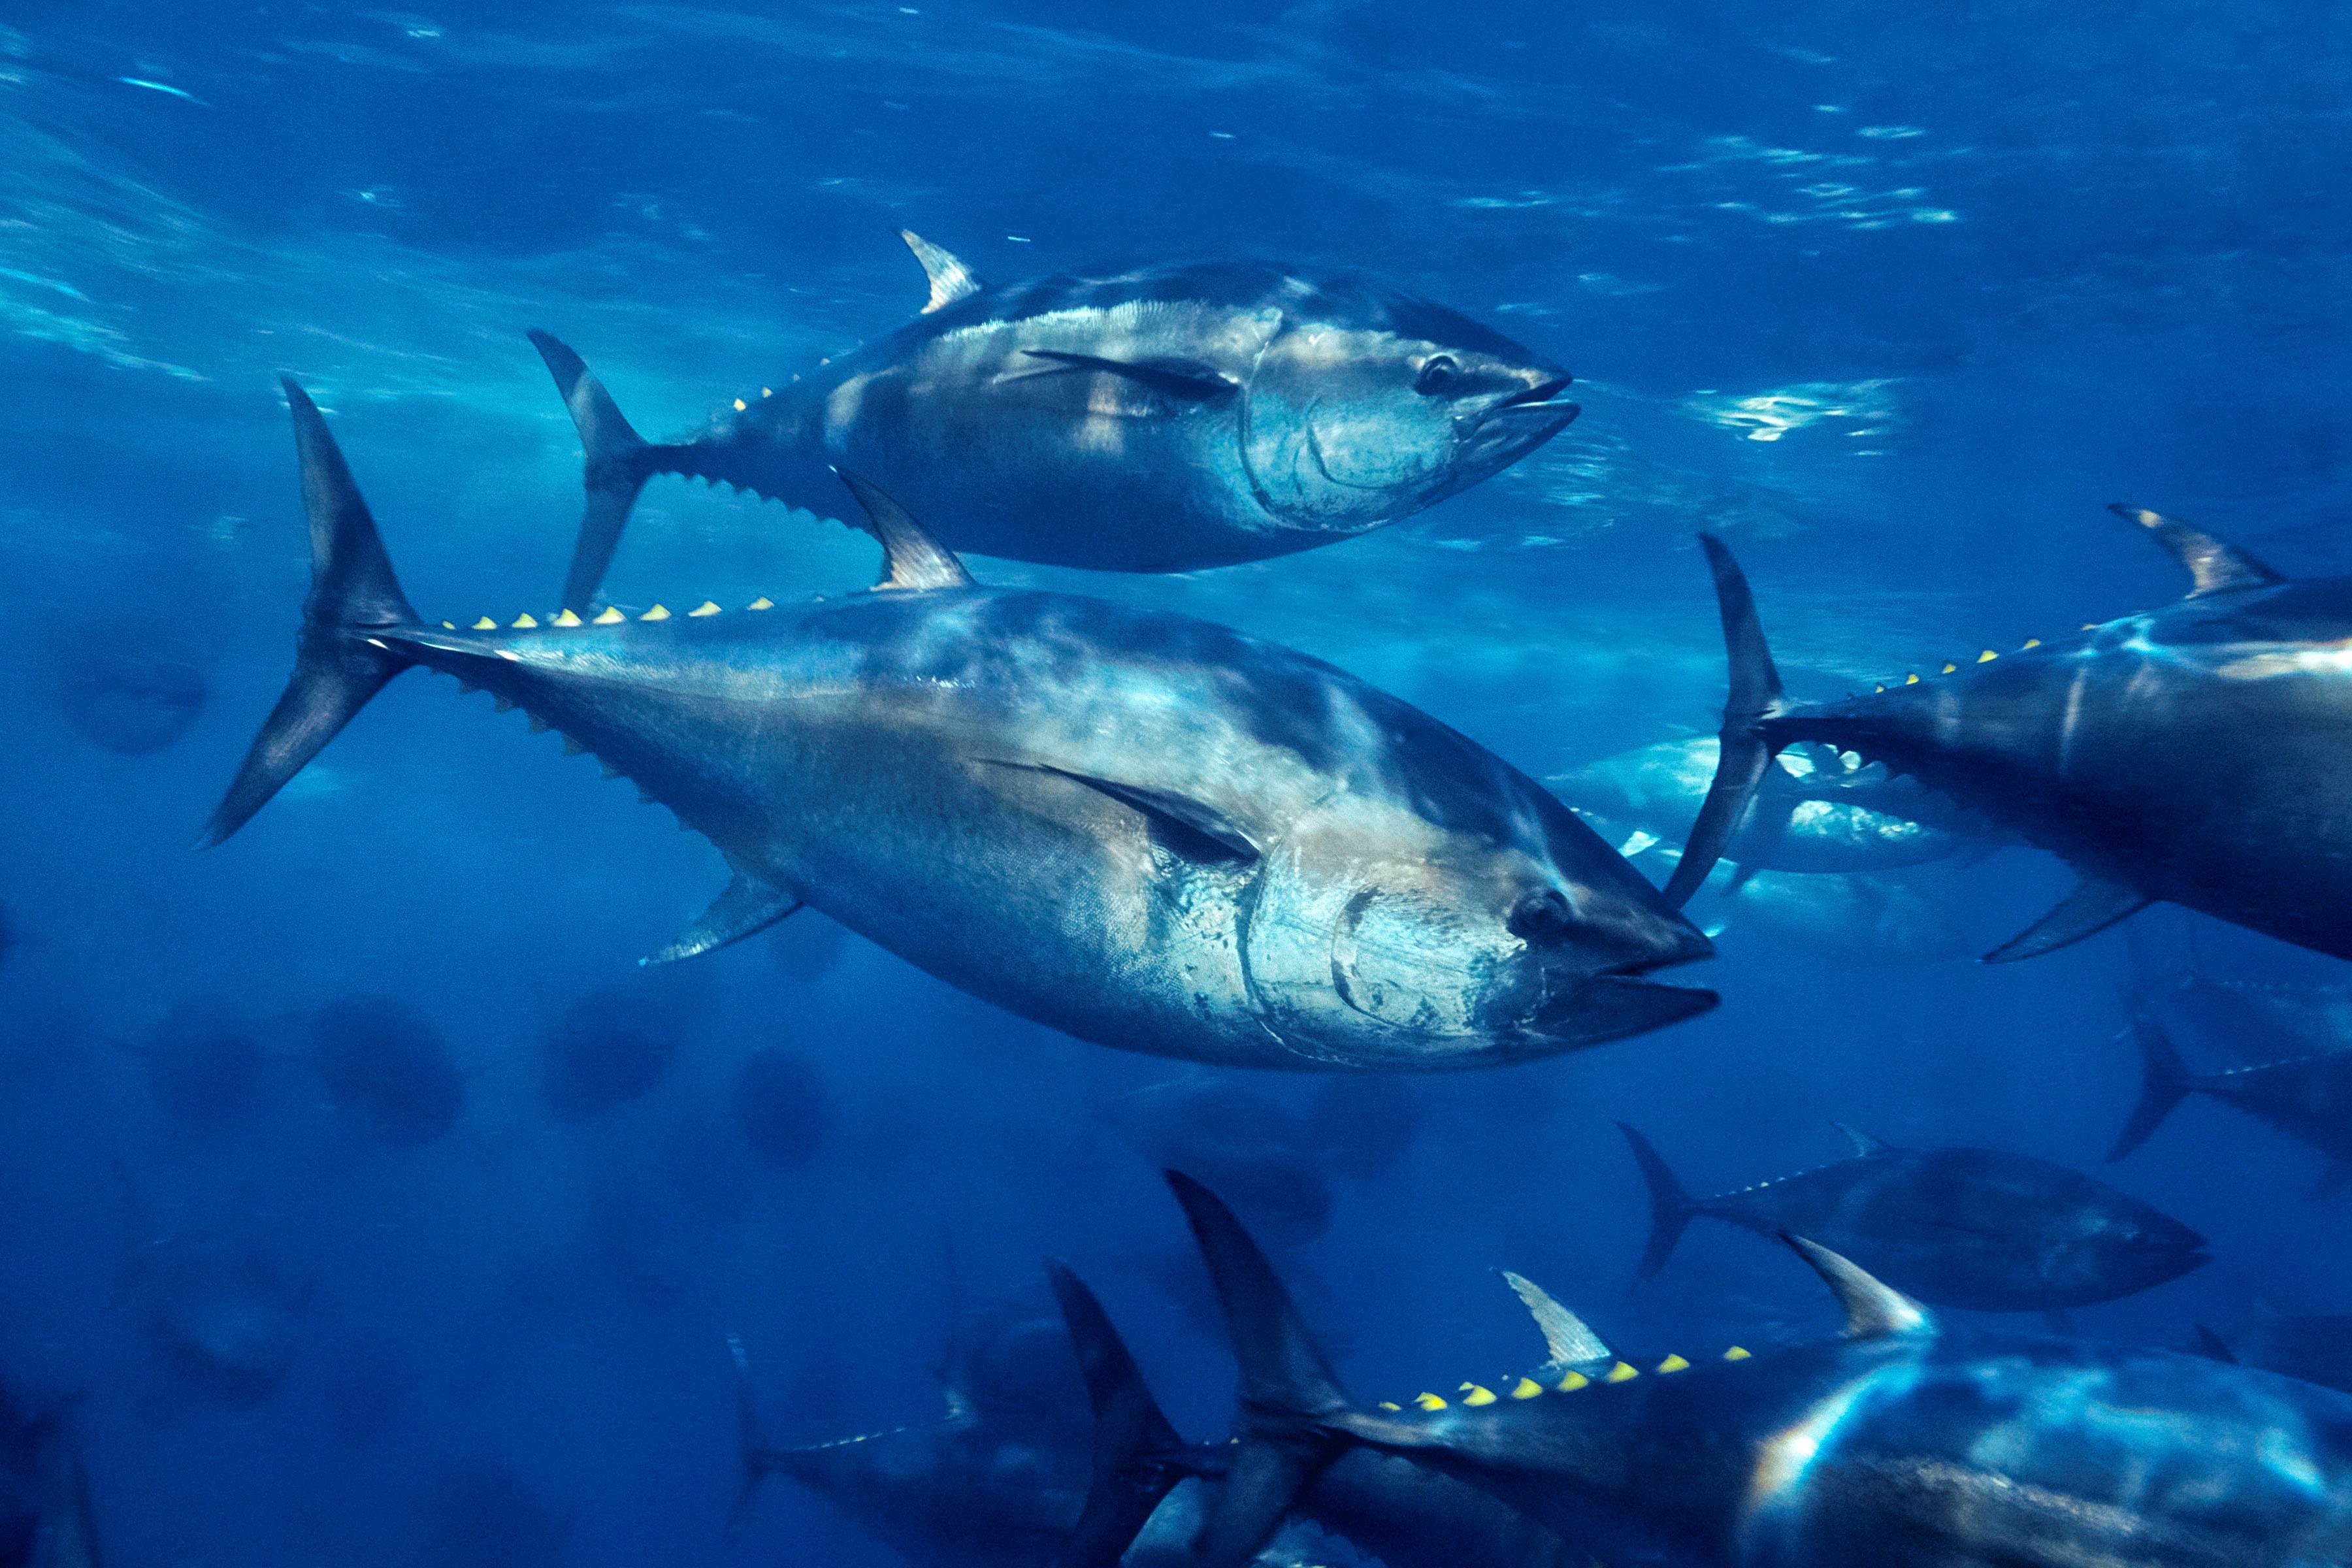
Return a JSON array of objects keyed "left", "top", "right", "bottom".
[
  {"left": 1377, "top": 1346, "right": 1750, "bottom": 1412},
  {"left": 1872, "top": 636, "right": 2048, "bottom": 694},
  {"left": 440, "top": 596, "right": 781, "bottom": 632}
]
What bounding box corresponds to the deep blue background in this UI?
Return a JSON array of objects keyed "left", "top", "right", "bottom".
[{"left": 3, "top": 3, "right": 2349, "bottom": 1563}]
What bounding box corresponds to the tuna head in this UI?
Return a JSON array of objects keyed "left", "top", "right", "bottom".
[
  {"left": 1240, "top": 285, "right": 1575, "bottom": 534},
  {"left": 2036, "top": 1198, "right": 2210, "bottom": 1304},
  {"left": 1237, "top": 794, "right": 1714, "bottom": 1067}
]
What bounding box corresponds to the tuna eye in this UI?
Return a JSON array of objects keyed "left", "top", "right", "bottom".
[
  {"left": 1508, "top": 889, "right": 1573, "bottom": 941},
  {"left": 1414, "top": 355, "right": 1462, "bottom": 395}
]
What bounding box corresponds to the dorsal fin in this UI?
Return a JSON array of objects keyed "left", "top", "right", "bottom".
[
  {"left": 1784, "top": 1235, "right": 1935, "bottom": 1341},
  {"left": 1497, "top": 1270, "right": 1612, "bottom": 1366},
  {"left": 2110, "top": 504, "right": 2284, "bottom": 598},
  {"left": 832, "top": 469, "right": 977, "bottom": 592},
  {"left": 898, "top": 229, "right": 984, "bottom": 314},
  {"left": 1834, "top": 1122, "right": 1897, "bottom": 1158}
]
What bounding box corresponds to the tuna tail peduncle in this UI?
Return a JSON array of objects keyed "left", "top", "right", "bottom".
[
  {"left": 1616, "top": 1122, "right": 1698, "bottom": 1282},
  {"left": 530, "top": 330, "right": 663, "bottom": 613},
  {"left": 1663, "top": 532, "right": 1790, "bottom": 907},
  {"left": 2108, "top": 1011, "right": 2194, "bottom": 1162},
  {"left": 1165, "top": 1171, "right": 1352, "bottom": 1568},
  {"left": 1045, "top": 1260, "right": 1188, "bottom": 1568},
  {"left": 198, "top": 378, "right": 418, "bottom": 849}
]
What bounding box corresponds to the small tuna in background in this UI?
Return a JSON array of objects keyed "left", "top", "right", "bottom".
[
  {"left": 2110, "top": 1007, "right": 2352, "bottom": 1195},
  {"left": 1620, "top": 1120, "right": 2208, "bottom": 1312}
]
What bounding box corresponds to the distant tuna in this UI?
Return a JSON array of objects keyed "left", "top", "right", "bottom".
[
  {"left": 1620, "top": 1121, "right": 2208, "bottom": 1311},
  {"left": 531, "top": 233, "right": 1578, "bottom": 606},
  {"left": 1669, "top": 511, "right": 2352, "bottom": 963},
  {"left": 199, "top": 383, "right": 1711, "bottom": 1071},
  {"left": 2110, "top": 1007, "right": 2352, "bottom": 1193}
]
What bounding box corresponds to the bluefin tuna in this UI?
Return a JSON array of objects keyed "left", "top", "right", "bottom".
[
  {"left": 1669, "top": 511, "right": 2352, "bottom": 962},
  {"left": 1620, "top": 1122, "right": 2208, "bottom": 1312},
  {"left": 199, "top": 383, "right": 1712, "bottom": 1070},
  {"left": 2110, "top": 1007, "right": 2352, "bottom": 1191},
  {"left": 532, "top": 234, "right": 1578, "bottom": 606},
  {"left": 1158, "top": 1172, "right": 2352, "bottom": 1568}
]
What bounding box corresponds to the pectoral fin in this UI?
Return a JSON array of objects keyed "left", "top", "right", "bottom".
[
  {"left": 645, "top": 872, "right": 802, "bottom": 965},
  {"left": 1982, "top": 874, "right": 2150, "bottom": 963},
  {"left": 1015, "top": 349, "right": 1239, "bottom": 403},
  {"left": 985, "top": 761, "right": 1260, "bottom": 862}
]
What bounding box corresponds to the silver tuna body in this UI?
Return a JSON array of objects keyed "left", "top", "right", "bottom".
[
  {"left": 205, "top": 387, "right": 1712, "bottom": 1071},
  {"left": 536, "top": 244, "right": 1578, "bottom": 606}
]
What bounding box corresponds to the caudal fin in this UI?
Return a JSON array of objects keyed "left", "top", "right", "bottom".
[
  {"left": 724, "top": 1337, "right": 779, "bottom": 1541},
  {"left": 199, "top": 379, "right": 417, "bottom": 848},
  {"left": 1165, "top": 1171, "right": 1348, "bottom": 1568},
  {"left": 1617, "top": 1122, "right": 1697, "bottom": 1281},
  {"left": 530, "top": 331, "right": 659, "bottom": 612},
  {"left": 1663, "top": 534, "right": 1788, "bottom": 907},
  {"left": 1045, "top": 1260, "right": 1188, "bottom": 1568},
  {"left": 2108, "top": 1012, "right": 2194, "bottom": 1162}
]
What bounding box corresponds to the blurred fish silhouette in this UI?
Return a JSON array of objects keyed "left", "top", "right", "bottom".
[{"left": 44, "top": 617, "right": 207, "bottom": 756}]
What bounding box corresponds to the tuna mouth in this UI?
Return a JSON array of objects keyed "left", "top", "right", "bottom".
[
  {"left": 1529, "top": 960, "right": 1717, "bottom": 1049},
  {"left": 1491, "top": 376, "right": 1578, "bottom": 416}
]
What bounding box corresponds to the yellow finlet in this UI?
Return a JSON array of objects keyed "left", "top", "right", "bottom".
[
  {"left": 1413, "top": 1392, "right": 1446, "bottom": 1411},
  {"left": 592, "top": 606, "right": 625, "bottom": 625},
  {"left": 1459, "top": 1383, "right": 1497, "bottom": 1407},
  {"left": 1377, "top": 1401, "right": 1401, "bottom": 1412},
  {"left": 2023, "top": 637, "right": 2042, "bottom": 649},
  {"left": 1604, "top": 1362, "right": 1639, "bottom": 1384},
  {"left": 1509, "top": 1377, "right": 1543, "bottom": 1399},
  {"left": 2081, "top": 621, "right": 2099, "bottom": 630},
  {"left": 1555, "top": 1371, "right": 1588, "bottom": 1392},
  {"left": 1874, "top": 683, "right": 1885, "bottom": 693},
  {"left": 1656, "top": 1354, "right": 1690, "bottom": 1374},
  {"left": 440, "top": 620, "right": 455, "bottom": 629},
  {"left": 552, "top": 608, "right": 583, "bottom": 627},
  {"left": 1904, "top": 672, "right": 1919, "bottom": 685},
  {"left": 1940, "top": 662, "right": 1956, "bottom": 674},
  {"left": 1723, "top": 1346, "right": 1751, "bottom": 1362},
  {"left": 640, "top": 604, "right": 671, "bottom": 621},
  {"left": 760, "top": 387, "right": 772, "bottom": 398},
  {"left": 732, "top": 397, "right": 747, "bottom": 411},
  {"left": 472, "top": 616, "right": 497, "bottom": 630},
  {"left": 688, "top": 600, "right": 721, "bottom": 617},
  {"left": 747, "top": 596, "right": 774, "bottom": 611},
  {"left": 1976, "top": 649, "right": 1997, "bottom": 662},
  {"left": 512, "top": 613, "right": 538, "bottom": 629}
]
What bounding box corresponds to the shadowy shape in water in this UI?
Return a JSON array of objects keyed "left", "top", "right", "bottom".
[
  {"left": 418, "top": 1461, "right": 568, "bottom": 1568},
  {"left": 309, "top": 995, "right": 462, "bottom": 1147},
  {"left": 730, "top": 1048, "right": 832, "bottom": 1169},
  {"left": 45, "top": 617, "right": 208, "bottom": 755},
  {"left": 541, "top": 990, "right": 675, "bottom": 1122},
  {"left": 135, "top": 998, "right": 263, "bottom": 1124}
]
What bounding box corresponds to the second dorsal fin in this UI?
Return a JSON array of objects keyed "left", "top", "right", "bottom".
[
  {"left": 832, "top": 469, "right": 977, "bottom": 592},
  {"left": 1497, "top": 1269, "right": 1612, "bottom": 1367},
  {"left": 1784, "top": 1235, "right": 1936, "bottom": 1341},
  {"left": 898, "top": 229, "right": 985, "bottom": 314},
  {"left": 1834, "top": 1122, "right": 1897, "bottom": 1158},
  {"left": 2110, "top": 504, "right": 2284, "bottom": 598}
]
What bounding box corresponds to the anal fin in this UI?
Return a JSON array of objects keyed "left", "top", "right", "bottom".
[
  {"left": 645, "top": 871, "right": 802, "bottom": 965},
  {"left": 1982, "top": 874, "right": 2149, "bottom": 964}
]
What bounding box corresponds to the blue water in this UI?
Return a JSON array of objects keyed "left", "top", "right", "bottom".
[{"left": 4, "top": 4, "right": 2351, "bottom": 1563}]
